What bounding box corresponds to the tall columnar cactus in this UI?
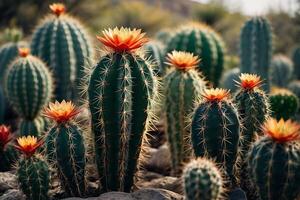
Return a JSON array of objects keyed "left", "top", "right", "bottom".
[
  {"left": 240, "top": 17, "right": 272, "bottom": 91},
  {"left": 191, "top": 88, "right": 240, "bottom": 185},
  {"left": 269, "top": 88, "right": 299, "bottom": 120},
  {"left": 16, "top": 135, "right": 49, "bottom": 200},
  {"left": 220, "top": 67, "right": 240, "bottom": 93},
  {"left": 144, "top": 40, "right": 165, "bottom": 76},
  {"left": 0, "top": 125, "right": 18, "bottom": 172},
  {"left": 270, "top": 55, "right": 294, "bottom": 87},
  {"left": 248, "top": 118, "right": 300, "bottom": 200},
  {"left": 164, "top": 51, "right": 206, "bottom": 174},
  {"left": 292, "top": 46, "right": 300, "bottom": 79},
  {"left": 44, "top": 101, "right": 86, "bottom": 197},
  {"left": 183, "top": 158, "right": 223, "bottom": 200},
  {"left": 166, "top": 23, "right": 225, "bottom": 86},
  {"left": 88, "top": 27, "right": 156, "bottom": 192},
  {"left": 31, "top": 3, "right": 94, "bottom": 101},
  {"left": 5, "top": 48, "right": 53, "bottom": 137}
]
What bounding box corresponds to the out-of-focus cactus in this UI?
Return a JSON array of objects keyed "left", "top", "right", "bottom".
[
  {"left": 248, "top": 118, "right": 300, "bottom": 200},
  {"left": 270, "top": 55, "right": 293, "bottom": 87},
  {"left": 288, "top": 80, "right": 300, "bottom": 106},
  {"left": 144, "top": 40, "right": 165, "bottom": 76},
  {"left": 0, "top": 87, "right": 5, "bottom": 123},
  {"left": 240, "top": 17, "right": 272, "bottom": 91},
  {"left": 292, "top": 46, "right": 300, "bottom": 79},
  {"left": 164, "top": 51, "right": 206, "bottom": 175},
  {"left": 166, "top": 23, "right": 225, "bottom": 86},
  {"left": 220, "top": 67, "right": 240, "bottom": 93},
  {"left": 155, "top": 29, "right": 172, "bottom": 44},
  {"left": 31, "top": 3, "right": 94, "bottom": 101},
  {"left": 88, "top": 27, "right": 156, "bottom": 192}
]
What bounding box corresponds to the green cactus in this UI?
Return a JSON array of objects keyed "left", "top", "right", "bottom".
[
  {"left": 183, "top": 158, "right": 223, "bottom": 200},
  {"left": 31, "top": 3, "right": 94, "bottom": 101},
  {"left": 144, "top": 41, "right": 165, "bottom": 76},
  {"left": 19, "top": 117, "right": 47, "bottom": 137},
  {"left": 292, "top": 46, "right": 300, "bottom": 79},
  {"left": 248, "top": 118, "right": 300, "bottom": 200},
  {"left": 191, "top": 88, "right": 240, "bottom": 186},
  {"left": 0, "top": 87, "right": 5, "bottom": 123},
  {"left": 240, "top": 17, "right": 272, "bottom": 91},
  {"left": 220, "top": 67, "right": 240, "bottom": 93},
  {"left": 270, "top": 55, "right": 294, "bottom": 87},
  {"left": 166, "top": 24, "right": 225, "bottom": 86},
  {"left": 164, "top": 51, "right": 206, "bottom": 175},
  {"left": 155, "top": 29, "right": 172, "bottom": 44},
  {"left": 288, "top": 81, "right": 300, "bottom": 106}
]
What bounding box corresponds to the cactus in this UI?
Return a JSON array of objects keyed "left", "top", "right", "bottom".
[
  {"left": 220, "top": 67, "right": 240, "bottom": 93},
  {"left": 240, "top": 17, "right": 272, "bottom": 91},
  {"left": 31, "top": 3, "right": 94, "bottom": 101},
  {"left": 183, "top": 158, "right": 223, "bottom": 200},
  {"left": 164, "top": 51, "right": 206, "bottom": 174},
  {"left": 288, "top": 80, "right": 300, "bottom": 105},
  {"left": 292, "top": 46, "right": 300, "bottom": 79},
  {"left": 88, "top": 27, "right": 155, "bottom": 192},
  {"left": 144, "top": 40, "right": 165, "bottom": 76},
  {"left": 191, "top": 88, "right": 240, "bottom": 185},
  {"left": 44, "top": 101, "right": 86, "bottom": 197},
  {"left": 0, "top": 87, "right": 5, "bottom": 123},
  {"left": 15, "top": 135, "right": 49, "bottom": 200},
  {"left": 166, "top": 23, "right": 225, "bottom": 86},
  {"left": 270, "top": 55, "right": 294, "bottom": 87},
  {"left": 248, "top": 118, "right": 300, "bottom": 200},
  {"left": 5, "top": 48, "right": 53, "bottom": 137},
  {"left": 155, "top": 29, "right": 172, "bottom": 44},
  {"left": 19, "top": 117, "right": 47, "bottom": 137},
  {"left": 269, "top": 88, "right": 299, "bottom": 120},
  {"left": 0, "top": 125, "right": 18, "bottom": 171}
]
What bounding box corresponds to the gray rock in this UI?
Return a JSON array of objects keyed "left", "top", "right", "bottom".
[
  {"left": 0, "top": 172, "right": 18, "bottom": 193},
  {"left": 145, "top": 144, "right": 171, "bottom": 175},
  {"left": 0, "top": 189, "right": 25, "bottom": 200}
]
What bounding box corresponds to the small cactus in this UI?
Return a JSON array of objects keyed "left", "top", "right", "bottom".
[
  {"left": 144, "top": 40, "right": 166, "bottom": 76},
  {"left": 270, "top": 55, "right": 294, "bottom": 87}
]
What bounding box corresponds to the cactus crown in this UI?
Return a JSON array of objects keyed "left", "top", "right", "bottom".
[
  {"left": 262, "top": 118, "right": 300, "bottom": 143},
  {"left": 43, "top": 100, "right": 79, "bottom": 123},
  {"left": 238, "top": 73, "right": 262, "bottom": 90},
  {"left": 49, "top": 3, "right": 66, "bottom": 17},
  {"left": 166, "top": 50, "right": 200, "bottom": 71},
  {"left": 96, "top": 27, "right": 149, "bottom": 52},
  {"left": 15, "top": 136, "right": 43, "bottom": 157},
  {"left": 271, "top": 87, "right": 293, "bottom": 95},
  {"left": 0, "top": 125, "right": 13, "bottom": 149},
  {"left": 18, "top": 47, "right": 30, "bottom": 58},
  {"left": 202, "top": 88, "right": 230, "bottom": 102}
]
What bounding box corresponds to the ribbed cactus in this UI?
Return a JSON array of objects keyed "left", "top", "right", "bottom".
[
  {"left": 248, "top": 118, "right": 300, "bottom": 200},
  {"left": 191, "top": 88, "right": 240, "bottom": 185},
  {"left": 19, "top": 117, "right": 47, "bottom": 137},
  {"left": 292, "top": 46, "right": 300, "bottom": 79},
  {"left": 164, "top": 51, "right": 206, "bottom": 175},
  {"left": 155, "top": 29, "right": 172, "bottom": 44},
  {"left": 269, "top": 88, "right": 299, "bottom": 120},
  {"left": 166, "top": 23, "right": 225, "bottom": 86},
  {"left": 144, "top": 41, "right": 165, "bottom": 76},
  {"left": 4, "top": 48, "right": 53, "bottom": 137},
  {"left": 240, "top": 17, "right": 272, "bottom": 91},
  {"left": 88, "top": 27, "right": 155, "bottom": 192},
  {"left": 220, "top": 67, "right": 240, "bottom": 93},
  {"left": 44, "top": 101, "right": 86, "bottom": 197},
  {"left": 16, "top": 135, "right": 49, "bottom": 200},
  {"left": 288, "top": 80, "right": 300, "bottom": 104},
  {"left": 31, "top": 3, "right": 94, "bottom": 101},
  {"left": 183, "top": 158, "right": 223, "bottom": 200},
  {"left": 270, "top": 55, "right": 293, "bottom": 87}
]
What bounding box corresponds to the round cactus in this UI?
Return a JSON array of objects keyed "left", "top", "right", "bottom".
[
  {"left": 144, "top": 40, "right": 165, "bottom": 76},
  {"left": 292, "top": 46, "right": 300, "bottom": 79},
  {"left": 183, "top": 158, "right": 223, "bottom": 200},
  {"left": 31, "top": 3, "right": 94, "bottom": 101},
  {"left": 248, "top": 118, "right": 300, "bottom": 200},
  {"left": 220, "top": 67, "right": 240, "bottom": 93},
  {"left": 270, "top": 55, "right": 294, "bottom": 87},
  {"left": 155, "top": 29, "right": 172, "bottom": 44}
]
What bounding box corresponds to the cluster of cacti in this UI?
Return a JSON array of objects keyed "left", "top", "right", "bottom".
[
  {"left": 183, "top": 158, "right": 223, "bottom": 200},
  {"left": 44, "top": 101, "right": 86, "bottom": 197},
  {"left": 4, "top": 48, "right": 53, "bottom": 137},
  {"left": 144, "top": 41, "right": 166, "bottom": 76},
  {"left": 163, "top": 51, "right": 206, "bottom": 175},
  {"left": 0, "top": 125, "right": 18, "bottom": 171},
  {"left": 31, "top": 3, "right": 94, "bottom": 101},
  {"left": 166, "top": 23, "right": 225, "bottom": 86},
  {"left": 220, "top": 67, "right": 240, "bottom": 93},
  {"left": 292, "top": 46, "right": 300, "bottom": 79},
  {"left": 240, "top": 17, "right": 272, "bottom": 91},
  {"left": 248, "top": 118, "right": 300, "bottom": 200},
  {"left": 270, "top": 54, "right": 294, "bottom": 87}
]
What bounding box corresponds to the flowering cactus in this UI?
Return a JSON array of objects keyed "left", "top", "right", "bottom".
[{"left": 0, "top": 125, "right": 18, "bottom": 171}]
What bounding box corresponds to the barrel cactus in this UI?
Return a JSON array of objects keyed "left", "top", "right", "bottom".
[
  {"left": 270, "top": 55, "right": 293, "bottom": 87},
  {"left": 191, "top": 88, "right": 240, "bottom": 185},
  {"left": 183, "top": 158, "right": 223, "bottom": 200},
  {"left": 16, "top": 135, "right": 49, "bottom": 200},
  {"left": 88, "top": 27, "right": 156, "bottom": 192},
  {"left": 240, "top": 17, "right": 272, "bottom": 91},
  {"left": 164, "top": 51, "right": 206, "bottom": 175},
  {"left": 220, "top": 67, "right": 240, "bottom": 93},
  {"left": 248, "top": 118, "right": 300, "bottom": 200},
  {"left": 166, "top": 23, "right": 225, "bottom": 86},
  {"left": 144, "top": 40, "right": 165, "bottom": 76},
  {"left": 292, "top": 46, "right": 300, "bottom": 79},
  {"left": 31, "top": 3, "right": 94, "bottom": 101},
  {"left": 44, "top": 101, "right": 86, "bottom": 197}
]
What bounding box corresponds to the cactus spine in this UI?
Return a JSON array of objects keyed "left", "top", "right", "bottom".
[
  {"left": 240, "top": 17, "right": 272, "bottom": 91},
  {"left": 164, "top": 51, "right": 206, "bottom": 174},
  {"left": 31, "top": 3, "right": 94, "bottom": 101},
  {"left": 88, "top": 27, "right": 155, "bottom": 192},
  {"left": 270, "top": 55, "right": 294, "bottom": 87},
  {"left": 183, "top": 158, "right": 223, "bottom": 200},
  {"left": 292, "top": 46, "right": 300, "bottom": 79},
  {"left": 144, "top": 41, "right": 165, "bottom": 76},
  {"left": 191, "top": 88, "right": 240, "bottom": 185}
]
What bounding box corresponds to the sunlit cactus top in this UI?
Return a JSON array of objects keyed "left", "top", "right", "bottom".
[
  {"left": 238, "top": 73, "right": 263, "bottom": 90},
  {"left": 262, "top": 118, "right": 300, "bottom": 143},
  {"left": 202, "top": 88, "right": 230, "bottom": 102},
  {"left": 15, "top": 136, "right": 43, "bottom": 157},
  {"left": 18, "top": 47, "right": 30, "bottom": 58},
  {"left": 49, "top": 3, "right": 66, "bottom": 17},
  {"left": 271, "top": 87, "right": 293, "bottom": 95},
  {"left": 0, "top": 125, "right": 13, "bottom": 149},
  {"left": 166, "top": 51, "right": 200, "bottom": 71},
  {"left": 96, "top": 27, "right": 149, "bottom": 52},
  {"left": 43, "top": 100, "right": 79, "bottom": 123}
]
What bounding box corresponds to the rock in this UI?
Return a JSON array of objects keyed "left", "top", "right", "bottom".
[
  {"left": 229, "top": 188, "right": 247, "bottom": 200},
  {"left": 140, "top": 171, "right": 164, "bottom": 182},
  {"left": 0, "top": 172, "right": 18, "bottom": 193},
  {"left": 0, "top": 189, "right": 25, "bottom": 200}
]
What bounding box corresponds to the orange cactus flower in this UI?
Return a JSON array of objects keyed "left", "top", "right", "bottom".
[
  {"left": 15, "top": 136, "right": 43, "bottom": 157},
  {"left": 202, "top": 88, "right": 230, "bottom": 102},
  {"left": 96, "top": 27, "right": 149, "bottom": 52},
  {"left": 166, "top": 51, "right": 200, "bottom": 71},
  {"left": 49, "top": 3, "right": 66, "bottom": 16},
  {"left": 0, "top": 125, "right": 13, "bottom": 149},
  {"left": 18, "top": 48, "right": 30, "bottom": 58},
  {"left": 238, "top": 73, "right": 263, "bottom": 90},
  {"left": 262, "top": 118, "right": 300, "bottom": 143},
  {"left": 43, "top": 100, "right": 79, "bottom": 123}
]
